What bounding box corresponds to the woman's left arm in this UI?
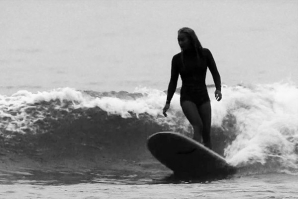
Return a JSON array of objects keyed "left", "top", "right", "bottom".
[{"left": 205, "top": 48, "right": 222, "bottom": 101}]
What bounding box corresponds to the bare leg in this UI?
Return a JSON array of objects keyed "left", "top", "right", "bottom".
[
  {"left": 181, "top": 101, "right": 203, "bottom": 143},
  {"left": 198, "top": 101, "right": 212, "bottom": 149}
]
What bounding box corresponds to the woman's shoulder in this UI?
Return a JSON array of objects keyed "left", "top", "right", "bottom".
[
  {"left": 202, "top": 48, "right": 212, "bottom": 55},
  {"left": 173, "top": 52, "right": 182, "bottom": 58},
  {"left": 202, "top": 48, "right": 214, "bottom": 60},
  {"left": 172, "top": 52, "right": 182, "bottom": 61}
]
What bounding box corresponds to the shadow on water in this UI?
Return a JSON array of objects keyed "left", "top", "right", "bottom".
[
  {"left": 0, "top": 168, "right": 237, "bottom": 185},
  {"left": 152, "top": 171, "right": 237, "bottom": 184},
  {"left": 0, "top": 170, "right": 94, "bottom": 185}
]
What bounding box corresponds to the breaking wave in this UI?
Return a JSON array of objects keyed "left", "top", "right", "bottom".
[{"left": 0, "top": 82, "right": 298, "bottom": 176}]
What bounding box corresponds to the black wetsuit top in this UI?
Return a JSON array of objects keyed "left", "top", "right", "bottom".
[{"left": 166, "top": 48, "right": 221, "bottom": 106}]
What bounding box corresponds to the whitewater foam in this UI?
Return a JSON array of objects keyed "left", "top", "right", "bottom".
[
  {"left": 220, "top": 83, "right": 298, "bottom": 170},
  {"left": 0, "top": 82, "right": 298, "bottom": 173}
]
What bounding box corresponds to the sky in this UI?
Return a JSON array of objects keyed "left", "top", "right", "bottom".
[{"left": 0, "top": 0, "right": 297, "bottom": 94}]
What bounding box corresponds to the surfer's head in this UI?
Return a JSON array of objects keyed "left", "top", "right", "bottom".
[{"left": 178, "top": 27, "right": 203, "bottom": 51}]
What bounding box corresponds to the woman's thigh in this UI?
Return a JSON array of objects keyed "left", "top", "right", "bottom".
[
  {"left": 197, "top": 101, "right": 211, "bottom": 128},
  {"left": 180, "top": 100, "right": 202, "bottom": 126}
]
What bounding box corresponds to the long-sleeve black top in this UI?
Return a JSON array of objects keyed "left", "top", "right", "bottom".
[{"left": 166, "top": 48, "right": 221, "bottom": 103}]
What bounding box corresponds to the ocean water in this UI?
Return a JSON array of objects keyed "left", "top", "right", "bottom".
[{"left": 1, "top": 0, "right": 298, "bottom": 198}]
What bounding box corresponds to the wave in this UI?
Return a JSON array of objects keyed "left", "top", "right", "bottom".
[{"left": 0, "top": 82, "right": 298, "bottom": 176}]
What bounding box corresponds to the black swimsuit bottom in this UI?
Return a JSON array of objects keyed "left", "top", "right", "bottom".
[{"left": 180, "top": 85, "right": 210, "bottom": 107}]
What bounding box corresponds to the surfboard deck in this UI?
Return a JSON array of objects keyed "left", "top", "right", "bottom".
[{"left": 147, "top": 132, "right": 236, "bottom": 177}]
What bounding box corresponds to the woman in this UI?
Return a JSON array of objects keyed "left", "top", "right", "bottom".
[{"left": 163, "top": 27, "right": 222, "bottom": 149}]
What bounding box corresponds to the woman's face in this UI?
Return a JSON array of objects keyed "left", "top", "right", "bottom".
[{"left": 178, "top": 33, "right": 192, "bottom": 50}]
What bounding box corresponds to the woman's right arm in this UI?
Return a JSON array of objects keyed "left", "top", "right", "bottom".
[
  {"left": 166, "top": 56, "right": 179, "bottom": 104},
  {"left": 163, "top": 56, "right": 179, "bottom": 117}
]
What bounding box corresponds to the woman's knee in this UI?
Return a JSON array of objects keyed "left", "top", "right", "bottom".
[{"left": 192, "top": 123, "right": 203, "bottom": 132}]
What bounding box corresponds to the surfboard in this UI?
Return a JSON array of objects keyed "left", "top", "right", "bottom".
[{"left": 147, "top": 131, "right": 236, "bottom": 177}]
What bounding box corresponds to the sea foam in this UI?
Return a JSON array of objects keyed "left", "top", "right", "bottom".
[{"left": 0, "top": 82, "right": 297, "bottom": 172}]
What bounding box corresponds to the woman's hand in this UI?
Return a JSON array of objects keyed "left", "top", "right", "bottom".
[
  {"left": 163, "top": 103, "right": 170, "bottom": 117},
  {"left": 215, "top": 90, "right": 222, "bottom": 101}
]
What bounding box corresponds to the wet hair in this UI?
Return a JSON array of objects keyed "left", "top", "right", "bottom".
[{"left": 178, "top": 27, "right": 205, "bottom": 68}]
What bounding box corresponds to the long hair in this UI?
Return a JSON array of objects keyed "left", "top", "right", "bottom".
[{"left": 178, "top": 27, "right": 204, "bottom": 68}]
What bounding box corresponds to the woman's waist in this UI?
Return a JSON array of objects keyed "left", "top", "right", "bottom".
[
  {"left": 181, "top": 85, "right": 208, "bottom": 96},
  {"left": 181, "top": 83, "right": 207, "bottom": 90}
]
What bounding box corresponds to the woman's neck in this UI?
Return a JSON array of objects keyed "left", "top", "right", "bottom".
[{"left": 183, "top": 47, "right": 197, "bottom": 55}]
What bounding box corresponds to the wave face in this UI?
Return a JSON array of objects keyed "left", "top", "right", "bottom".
[{"left": 0, "top": 83, "right": 298, "bottom": 175}]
